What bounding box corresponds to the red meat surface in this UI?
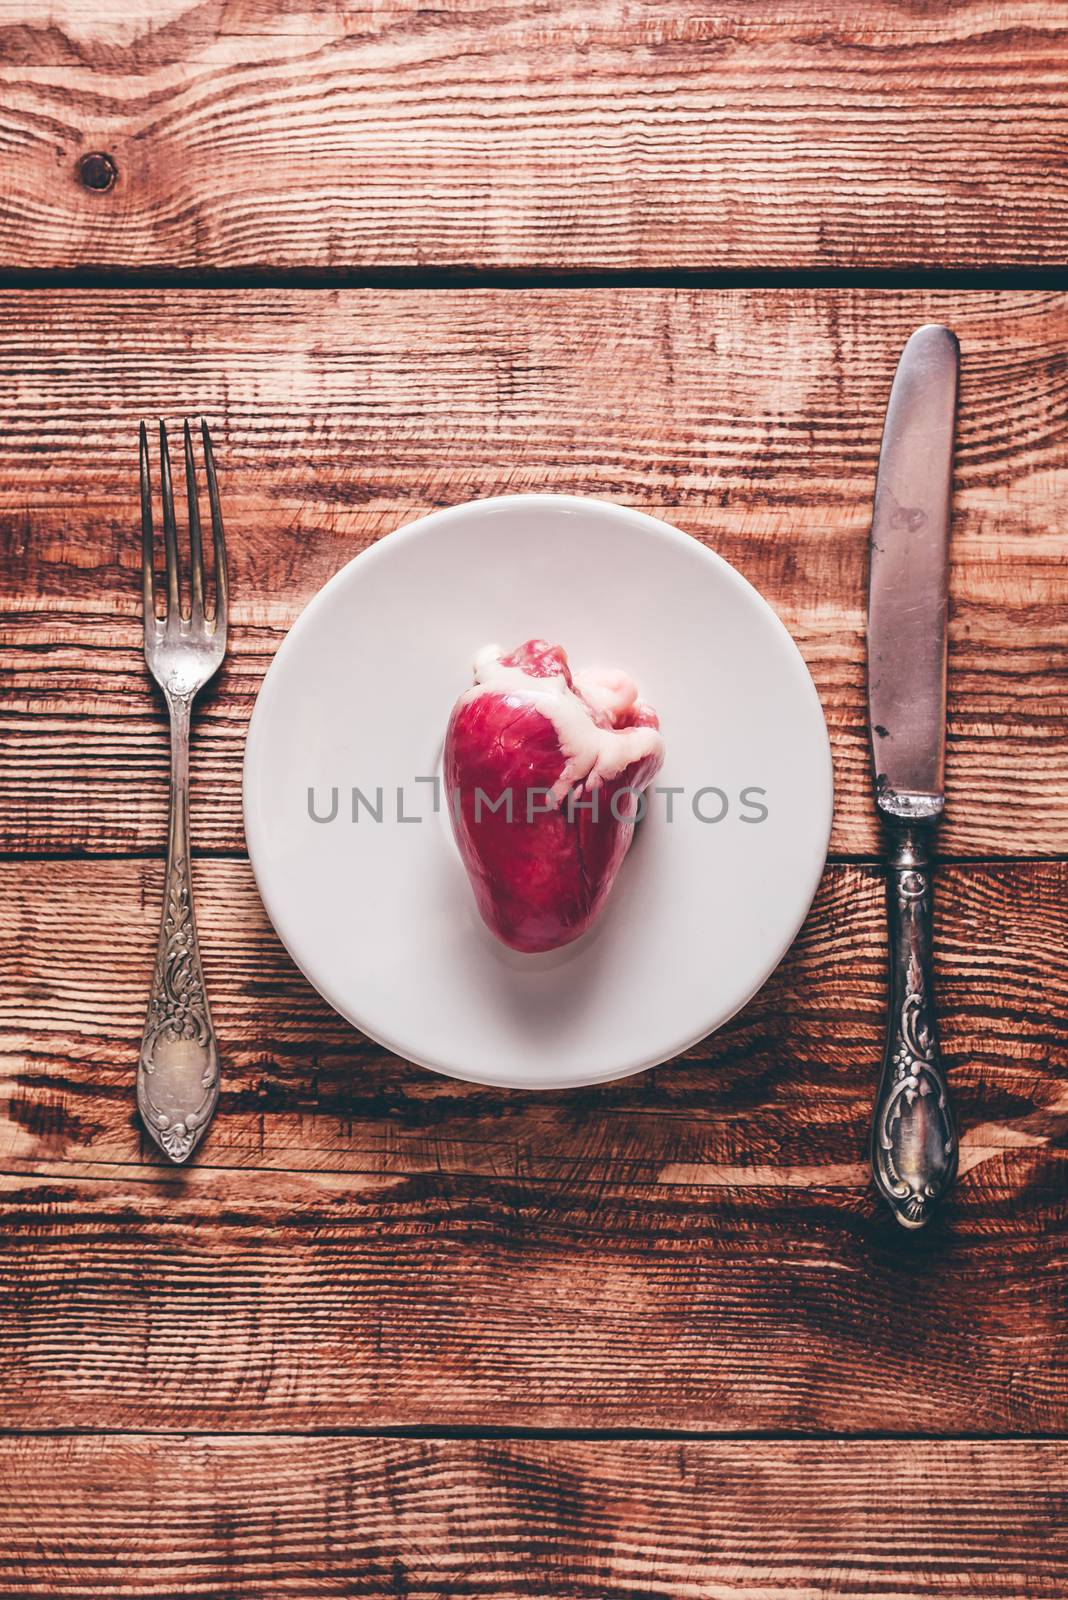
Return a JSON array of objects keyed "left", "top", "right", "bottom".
[{"left": 444, "top": 639, "right": 664, "bottom": 952}]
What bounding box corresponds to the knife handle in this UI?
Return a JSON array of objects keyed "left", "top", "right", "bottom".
[{"left": 871, "top": 821, "right": 958, "bottom": 1228}]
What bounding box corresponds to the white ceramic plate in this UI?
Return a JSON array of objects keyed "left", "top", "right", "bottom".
[{"left": 244, "top": 494, "right": 833, "bottom": 1089}]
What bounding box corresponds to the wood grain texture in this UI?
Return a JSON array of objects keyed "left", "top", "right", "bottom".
[
  {"left": 0, "top": 858, "right": 1064, "bottom": 1432},
  {"left": 1, "top": 6, "right": 1066, "bottom": 1582},
  {"left": 3, "top": 858, "right": 1066, "bottom": 1180},
  {"left": 2, "top": 1152, "right": 1061, "bottom": 1440},
  {"left": 0, "top": 1, "right": 1066, "bottom": 272},
  {"left": 1, "top": 1148, "right": 1064, "bottom": 1434},
  {"left": 2, "top": 1437, "right": 1067, "bottom": 1599},
  {"left": 1, "top": 287, "right": 1066, "bottom": 858}
]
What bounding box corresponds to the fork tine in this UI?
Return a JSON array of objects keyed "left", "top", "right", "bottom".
[
  {"left": 139, "top": 422, "right": 156, "bottom": 623},
  {"left": 183, "top": 420, "right": 205, "bottom": 619},
  {"left": 201, "top": 420, "right": 228, "bottom": 629},
  {"left": 158, "top": 421, "right": 180, "bottom": 621}
]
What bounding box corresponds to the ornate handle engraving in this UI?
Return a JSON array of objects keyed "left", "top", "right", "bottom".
[
  {"left": 138, "top": 691, "right": 219, "bottom": 1162},
  {"left": 871, "top": 823, "right": 957, "bottom": 1228}
]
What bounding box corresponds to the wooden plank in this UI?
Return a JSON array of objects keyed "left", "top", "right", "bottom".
[
  {"left": 0, "top": 858, "right": 1065, "bottom": 1432},
  {"left": 2, "top": 857, "right": 1065, "bottom": 1181},
  {"left": 0, "top": 1, "right": 1066, "bottom": 272},
  {"left": 1, "top": 1149, "right": 1062, "bottom": 1434},
  {"left": 1, "top": 288, "right": 1065, "bottom": 858},
  {"left": 2, "top": 1437, "right": 1066, "bottom": 1599}
]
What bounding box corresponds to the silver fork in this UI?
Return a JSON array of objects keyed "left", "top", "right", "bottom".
[{"left": 138, "top": 420, "right": 228, "bottom": 1163}]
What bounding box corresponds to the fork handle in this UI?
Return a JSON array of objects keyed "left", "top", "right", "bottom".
[
  {"left": 871, "top": 821, "right": 958, "bottom": 1228},
  {"left": 138, "top": 688, "right": 219, "bottom": 1163}
]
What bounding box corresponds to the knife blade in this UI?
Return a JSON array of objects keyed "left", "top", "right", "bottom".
[
  {"left": 867, "top": 325, "right": 960, "bottom": 1230},
  {"left": 868, "top": 323, "right": 958, "bottom": 819}
]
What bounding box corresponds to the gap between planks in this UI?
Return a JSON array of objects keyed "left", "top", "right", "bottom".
[
  {"left": 0, "top": 268, "right": 1067, "bottom": 291},
  {"left": 2, "top": 1425, "right": 1067, "bottom": 1443}
]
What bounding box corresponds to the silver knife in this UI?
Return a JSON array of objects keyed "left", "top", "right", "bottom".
[{"left": 867, "top": 324, "right": 960, "bottom": 1228}]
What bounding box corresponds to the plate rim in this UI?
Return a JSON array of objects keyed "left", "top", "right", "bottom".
[{"left": 243, "top": 492, "right": 835, "bottom": 1089}]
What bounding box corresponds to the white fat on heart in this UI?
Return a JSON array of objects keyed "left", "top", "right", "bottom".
[{"left": 462, "top": 644, "right": 664, "bottom": 801}]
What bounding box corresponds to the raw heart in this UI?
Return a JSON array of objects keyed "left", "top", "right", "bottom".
[{"left": 444, "top": 639, "right": 664, "bottom": 952}]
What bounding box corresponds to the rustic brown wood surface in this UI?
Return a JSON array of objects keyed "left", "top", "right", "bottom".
[
  {"left": 2, "top": 1438, "right": 1067, "bottom": 1599},
  {"left": 0, "top": 0, "right": 1067, "bottom": 272},
  {"left": 2, "top": 5, "right": 1068, "bottom": 1587},
  {"left": 1, "top": 286, "right": 1066, "bottom": 1593},
  {"left": 2, "top": 856, "right": 1064, "bottom": 1431},
  {"left": 3, "top": 859, "right": 1066, "bottom": 1189},
  {"left": 1, "top": 289, "right": 1066, "bottom": 859}
]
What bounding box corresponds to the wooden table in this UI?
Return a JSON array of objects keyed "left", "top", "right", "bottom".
[{"left": 1, "top": 5, "right": 1066, "bottom": 1594}]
